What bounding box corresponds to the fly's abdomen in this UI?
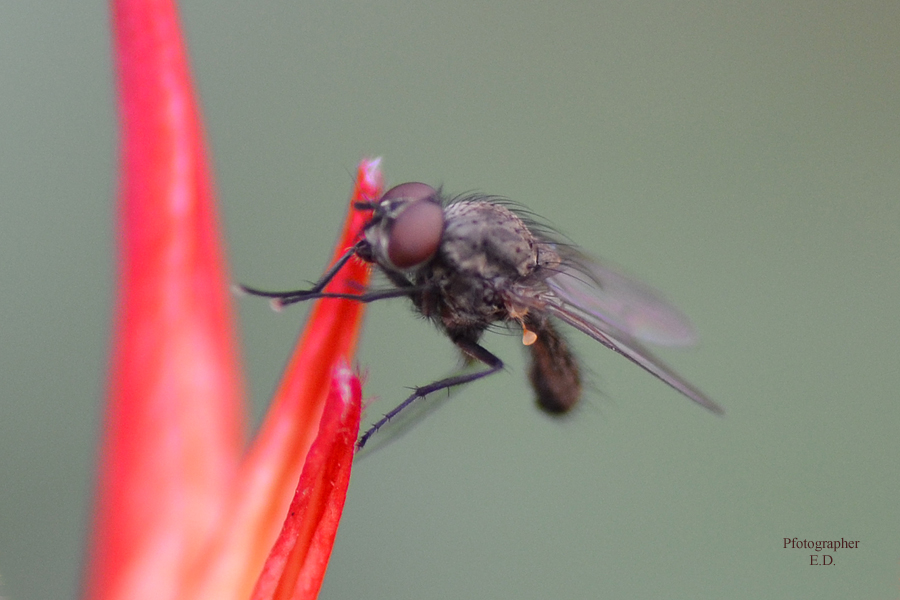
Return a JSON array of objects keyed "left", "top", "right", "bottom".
[{"left": 526, "top": 317, "right": 582, "bottom": 414}]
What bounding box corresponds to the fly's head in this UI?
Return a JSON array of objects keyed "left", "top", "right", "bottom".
[{"left": 358, "top": 182, "right": 446, "bottom": 274}]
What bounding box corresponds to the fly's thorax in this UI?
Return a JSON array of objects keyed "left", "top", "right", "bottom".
[
  {"left": 441, "top": 201, "right": 540, "bottom": 280},
  {"left": 364, "top": 182, "right": 445, "bottom": 273}
]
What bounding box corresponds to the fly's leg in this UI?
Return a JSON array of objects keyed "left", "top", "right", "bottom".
[
  {"left": 276, "top": 287, "right": 414, "bottom": 306},
  {"left": 238, "top": 242, "right": 422, "bottom": 306},
  {"left": 356, "top": 340, "right": 504, "bottom": 450},
  {"left": 238, "top": 243, "right": 362, "bottom": 305}
]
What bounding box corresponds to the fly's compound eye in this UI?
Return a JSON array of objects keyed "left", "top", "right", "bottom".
[
  {"left": 381, "top": 181, "right": 437, "bottom": 203},
  {"left": 381, "top": 183, "right": 444, "bottom": 269}
]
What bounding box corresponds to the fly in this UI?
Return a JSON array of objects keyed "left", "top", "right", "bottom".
[{"left": 241, "top": 182, "right": 723, "bottom": 449}]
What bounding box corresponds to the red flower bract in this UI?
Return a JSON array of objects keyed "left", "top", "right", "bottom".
[
  {"left": 86, "top": 1, "right": 381, "bottom": 599},
  {"left": 250, "top": 365, "right": 362, "bottom": 600}
]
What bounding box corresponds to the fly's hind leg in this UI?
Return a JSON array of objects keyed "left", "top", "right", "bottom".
[{"left": 356, "top": 339, "right": 504, "bottom": 450}]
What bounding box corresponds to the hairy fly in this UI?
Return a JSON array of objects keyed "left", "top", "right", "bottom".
[{"left": 242, "top": 182, "right": 722, "bottom": 449}]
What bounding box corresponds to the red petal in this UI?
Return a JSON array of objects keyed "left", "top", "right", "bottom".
[
  {"left": 87, "top": 1, "right": 246, "bottom": 599},
  {"left": 251, "top": 364, "right": 362, "bottom": 600},
  {"left": 189, "top": 160, "right": 382, "bottom": 599}
]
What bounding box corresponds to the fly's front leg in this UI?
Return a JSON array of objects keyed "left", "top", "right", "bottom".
[
  {"left": 239, "top": 241, "right": 426, "bottom": 307},
  {"left": 239, "top": 241, "right": 392, "bottom": 307},
  {"left": 239, "top": 243, "right": 362, "bottom": 302}
]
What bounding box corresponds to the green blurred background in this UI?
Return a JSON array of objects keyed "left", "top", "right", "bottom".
[{"left": 2, "top": 0, "right": 899, "bottom": 598}]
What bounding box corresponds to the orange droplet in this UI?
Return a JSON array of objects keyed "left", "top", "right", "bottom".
[{"left": 522, "top": 328, "right": 538, "bottom": 346}]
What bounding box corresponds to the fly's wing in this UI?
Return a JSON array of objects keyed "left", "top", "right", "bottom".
[
  {"left": 545, "top": 247, "right": 698, "bottom": 347},
  {"left": 519, "top": 246, "right": 723, "bottom": 413},
  {"left": 541, "top": 296, "right": 723, "bottom": 413}
]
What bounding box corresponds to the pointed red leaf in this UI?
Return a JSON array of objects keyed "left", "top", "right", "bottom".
[
  {"left": 87, "top": 1, "right": 246, "bottom": 599},
  {"left": 251, "top": 364, "right": 361, "bottom": 600}
]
